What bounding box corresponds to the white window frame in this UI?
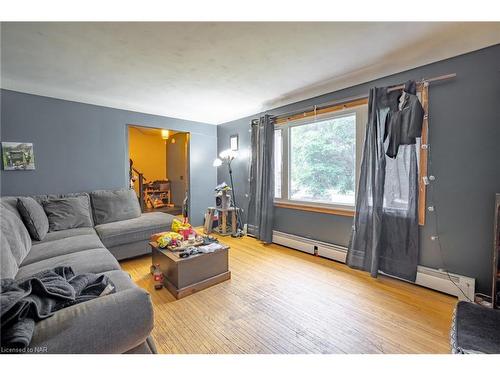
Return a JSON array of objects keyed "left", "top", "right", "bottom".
[{"left": 274, "top": 104, "right": 368, "bottom": 212}]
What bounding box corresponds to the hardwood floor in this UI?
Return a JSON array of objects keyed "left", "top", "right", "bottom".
[{"left": 120, "top": 234, "right": 457, "bottom": 354}]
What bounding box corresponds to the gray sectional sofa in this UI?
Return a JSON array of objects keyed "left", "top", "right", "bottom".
[{"left": 0, "top": 188, "right": 175, "bottom": 354}]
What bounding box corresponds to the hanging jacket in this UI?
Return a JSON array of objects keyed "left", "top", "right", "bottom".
[{"left": 384, "top": 80, "right": 425, "bottom": 158}]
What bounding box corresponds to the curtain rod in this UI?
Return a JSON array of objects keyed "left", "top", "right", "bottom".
[
  {"left": 251, "top": 73, "right": 456, "bottom": 124},
  {"left": 386, "top": 73, "right": 456, "bottom": 92}
]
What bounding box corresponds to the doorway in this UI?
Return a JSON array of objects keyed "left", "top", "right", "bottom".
[{"left": 128, "top": 125, "right": 189, "bottom": 217}]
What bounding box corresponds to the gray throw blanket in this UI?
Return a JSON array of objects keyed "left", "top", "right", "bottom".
[{"left": 1, "top": 266, "right": 115, "bottom": 349}]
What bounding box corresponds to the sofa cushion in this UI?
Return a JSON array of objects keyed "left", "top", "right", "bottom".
[
  {"left": 17, "top": 197, "right": 49, "bottom": 241},
  {"left": 1, "top": 205, "right": 32, "bottom": 275},
  {"left": 35, "top": 192, "right": 94, "bottom": 222},
  {"left": 42, "top": 196, "right": 93, "bottom": 231},
  {"left": 90, "top": 189, "right": 141, "bottom": 225},
  {"left": 37, "top": 227, "right": 97, "bottom": 243},
  {"left": 1, "top": 233, "right": 19, "bottom": 279},
  {"left": 21, "top": 234, "right": 106, "bottom": 267},
  {"left": 28, "top": 270, "right": 153, "bottom": 353},
  {"left": 95, "top": 212, "right": 173, "bottom": 248},
  {"left": 107, "top": 240, "right": 152, "bottom": 260},
  {"left": 15, "top": 248, "right": 120, "bottom": 280},
  {"left": 0, "top": 197, "right": 23, "bottom": 220}
]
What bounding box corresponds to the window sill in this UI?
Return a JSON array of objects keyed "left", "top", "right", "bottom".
[{"left": 274, "top": 201, "right": 355, "bottom": 217}]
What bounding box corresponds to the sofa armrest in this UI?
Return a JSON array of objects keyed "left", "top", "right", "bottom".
[{"left": 29, "top": 287, "right": 154, "bottom": 354}]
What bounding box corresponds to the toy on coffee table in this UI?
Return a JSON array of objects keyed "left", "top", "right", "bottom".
[
  {"left": 151, "top": 219, "right": 201, "bottom": 251},
  {"left": 172, "top": 219, "right": 195, "bottom": 238},
  {"left": 154, "top": 219, "right": 222, "bottom": 252},
  {"left": 154, "top": 231, "right": 184, "bottom": 249}
]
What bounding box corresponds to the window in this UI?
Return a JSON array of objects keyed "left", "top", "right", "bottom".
[
  {"left": 274, "top": 104, "right": 367, "bottom": 212},
  {"left": 290, "top": 114, "right": 356, "bottom": 205}
]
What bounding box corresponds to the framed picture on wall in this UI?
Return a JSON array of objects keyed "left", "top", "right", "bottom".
[
  {"left": 1, "top": 142, "right": 36, "bottom": 170},
  {"left": 230, "top": 135, "right": 238, "bottom": 151}
]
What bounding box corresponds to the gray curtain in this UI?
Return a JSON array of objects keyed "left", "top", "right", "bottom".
[
  {"left": 346, "top": 83, "right": 420, "bottom": 282},
  {"left": 247, "top": 114, "right": 275, "bottom": 243}
]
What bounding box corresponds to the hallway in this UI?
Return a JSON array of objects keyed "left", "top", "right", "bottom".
[{"left": 128, "top": 125, "right": 189, "bottom": 216}]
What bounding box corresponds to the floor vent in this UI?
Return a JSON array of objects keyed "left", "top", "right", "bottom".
[{"left": 272, "top": 230, "right": 475, "bottom": 301}]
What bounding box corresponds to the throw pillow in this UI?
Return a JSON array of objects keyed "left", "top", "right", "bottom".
[
  {"left": 17, "top": 197, "right": 49, "bottom": 241},
  {"left": 90, "top": 188, "right": 142, "bottom": 225},
  {"left": 42, "top": 196, "right": 93, "bottom": 231},
  {"left": 1, "top": 206, "right": 32, "bottom": 278}
]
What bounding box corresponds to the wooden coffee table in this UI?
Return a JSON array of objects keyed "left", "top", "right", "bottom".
[{"left": 150, "top": 241, "right": 231, "bottom": 299}]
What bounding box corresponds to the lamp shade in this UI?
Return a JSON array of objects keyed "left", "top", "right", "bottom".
[
  {"left": 219, "top": 149, "right": 237, "bottom": 160},
  {"left": 213, "top": 158, "right": 223, "bottom": 167},
  {"left": 161, "top": 129, "right": 169, "bottom": 140}
]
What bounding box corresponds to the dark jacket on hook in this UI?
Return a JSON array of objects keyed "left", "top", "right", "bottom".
[{"left": 384, "top": 81, "right": 425, "bottom": 158}]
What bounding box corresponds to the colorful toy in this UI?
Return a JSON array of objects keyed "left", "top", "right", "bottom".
[
  {"left": 172, "top": 218, "right": 197, "bottom": 240},
  {"left": 156, "top": 231, "right": 183, "bottom": 248},
  {"left": 179, "top": 227, "right": 197, "bottom": 240},
  {"left": 172, "top": 218, "right": 192, "bottom": 232}
]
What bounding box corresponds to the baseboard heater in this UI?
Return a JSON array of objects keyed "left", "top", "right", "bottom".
[{"left": 272, "top": 230, "right": 475, "bottom": 301}]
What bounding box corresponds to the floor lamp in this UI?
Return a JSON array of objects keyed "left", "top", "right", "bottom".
[{"left": 213, "top": 149, "right": 243, "bottom": 237}]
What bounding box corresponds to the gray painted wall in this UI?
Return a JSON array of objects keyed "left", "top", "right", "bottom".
[
  {"left": 0, "top": 90, "right": 217, "bottom": 226},
  {"left": 218, "top": 44, "right": 500, "bottom": 294}
]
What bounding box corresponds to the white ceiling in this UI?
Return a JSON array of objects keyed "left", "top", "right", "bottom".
[{"left": 1, "top": 22, "right": 499, "bottom": 125}]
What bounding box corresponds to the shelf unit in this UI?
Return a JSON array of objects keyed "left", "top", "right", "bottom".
[{"left": 492, "top": 193, "right": 500, "bottom": 308}]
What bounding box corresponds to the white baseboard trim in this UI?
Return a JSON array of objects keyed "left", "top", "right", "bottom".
[{"left": 272, "top": 230, "right": 475, "bottom": 301}]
